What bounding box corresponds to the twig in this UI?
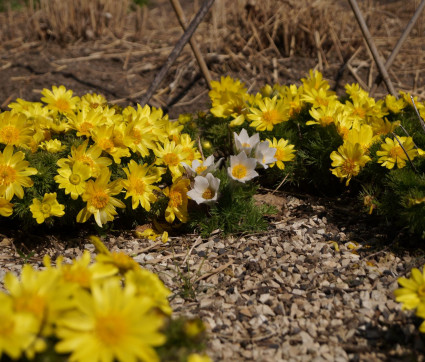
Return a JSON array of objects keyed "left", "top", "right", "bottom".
[
  {"left": 271, "top": 174, "right": 289, "bottom": 195},
  {"left": 392, "top": 132, "right": 418, "bottom": 173},
  {"left": 370, "top": 0, "right": 425, "bottom": 96},
  {"left": 348, "top": 0, "right": 397, "bottom": 96},
  {"left": 182, "top": 236, "right": 202, "bottom": 265},
  {"left": 170, "top": 0, "right": 212, "bottom": 88},
  {"left": 195, "top": 260, "right": 233, "bottom": 282},
  {"left": 139, "top": 0, "right": 216, "bottom": 106},
  {"left": 410, "top": 95, "right": 425, "bottom": 133}
]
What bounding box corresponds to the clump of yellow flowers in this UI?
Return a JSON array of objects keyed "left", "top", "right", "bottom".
[{"left": 0, "top": 236, "right": 211, "bottom": 361}]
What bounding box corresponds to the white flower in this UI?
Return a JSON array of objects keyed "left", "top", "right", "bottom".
[
  {"left": 234, "top": 128, "right": 260, "bottom": 155},
  {"left": 227, "top": 151, "right": 258, "bottom": 183},
  {"left": 187, "top": 173, "right": 220, "bottom": 205},
  {"left": 182, "top": 155, "right": 222, "bottom": 177},
  {"left": 255, "top": 141, "right": 277, "bottom": 169}
]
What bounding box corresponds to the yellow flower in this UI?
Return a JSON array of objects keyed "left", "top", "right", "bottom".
[
  {"left": 209, "top": 78, "right": 251, "bottom": 127},
  {"left": 55, "top": 162, "right": 91, "bottom": 200},
  {"left": 90, "top": 125, "right": 130, "bottom": 164},
  {"left": 58, "top": 140, "right": 112, "bottom": 178},
  {"left": 394, "top": 267, "right": 425, "bottom": 310},
  {"left": 123, "top": 120, "right": 157, "bottom": 157},
  {"left": 266, "top": 137, "right": 296, "bottom": 170},
  {"left": 154, "top": 139, "right": 185, "bottom": 180},
  {"left": 4, "top": 264, "right": 71, "bottom": 336},
  {"left": 88, "top": 235, "right": 140, "bottom": 275},
  {"left": 377, "top": 136, "right": 417, "bottom": 169},
  {"left": 248, "top": 96, "right": 289, "bottom": 131},
  {"left": 55, "top": 278, "right": 165, "bottom": 362},
  {"left": 68, "top": 108, "right": 103, "bottom": 137},
  {"left": 369, "top": 117, "right": 400, "bottom": 137},
  {"left": 385, "top": 94, "right": 406, "bottom": 113},
  {"left": 0, "top": 197, "right": 13, "bottom": 216},
  {"left": 0, "top": 294, "right": 41, "bottom": 360},
  {"left": 77, "top": 170, "right": 125, "bottom": 227},
  {"left": 163, "top": 178, "right": 190, "bottom": 223},
  {"left": 301, "top": 69, "right": 330, "bottom": 91},
  {"left": 80, "top": 93, "right": 108, "bottom": 110},
  {"left": 125, "top": 269, "right": 172, "bottom": 315},
  {"left": 188, "top": 353, "right": 212, "bottom": 362},
  {"left": 302, "top": 87, "right": 337, "bottom": 108},
  {"left": 307, "top": 101, "right": 342, "bottom": 127},
  {"left": 0, "top": 145, "right": 38, "bottom": 200},
  {"left": 38, "top": 139, "right": 66, "bottom": 153},
  {"left": 41, "top": 85, "right": 80, "bottom": 114},
  {"left": 345, "top": 124, "right": 375, "bottom": 153},
  {"left": 0, "top": 111, "right": 33, "bottom": 147},
  {"left": 30, "top": 192, "right": 65, "bottom": 224},
  {"left": 122, "top": 160, "right": 164, "bottom": 211},
  {"left": 134, "top": 228, "right": 169, "bottom": 243},
  {"left": 330, "top": 142, "right": 371, "bottom": 186},
  {"left": 179, "top": 134, "right": 201, "bottom": 165},
  {"left": 46, "top": 251, "right": 116, "bottom": 290}
]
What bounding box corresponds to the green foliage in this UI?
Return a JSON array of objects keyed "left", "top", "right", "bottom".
[
  {"left": 157, "top": 317, "right": 208, "bottom": 362},
  {"left": 188, "top": 168, "right": 273, "bottom": 237}
]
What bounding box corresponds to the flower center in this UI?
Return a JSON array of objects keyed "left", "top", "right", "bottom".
[
  {"left": 232, "top": 164, "right": 247, "bottom": 179},
  {"left": 41, "top": 203, "right": 52, "bottom": 214},
  {"left": 202, "top": 188, "right": 214, "bottom": 200},
  {"left": 79, "top": 122, "right": 93, "bottom": 135},
  {"left": 95, "top": 313, "right": 128, "bottom": 345},
  {"left": 341, "top": 159, "right": 356, "bottom": 174},
  {"left": 0, "top": 316, "right": 14, "bottom": 336},
  {"left": 389, "top": 146, "right": 405, "bottom": 159},
  {"left": 91, "top": 191, "right": 109, "bottom": 209},
  {"left": 15, "top": 293, "right": 46, "bottom": 320},
  {"left": 63, "top": 265, "right": 91, "bottom": 288},
  {"left": 263, "top": 109, "right": 280, "bottom": 125},
  {"left": 69, "top": 173, "right": 81, "bottom": 185},
  {"left": 132, "top": 179, "right": 145, "bottom": 194},
  {"left": 0, "top": 165, "right": 17, "bottom": 186},
  {"left": 353, "top": 107, "right": 366, "bottom": 119},
  {"left": 275, "top": 149, "right": 285, "bottom": 161},
  {"left": 163, "top": 153, "right": 180, "bottom": 167},
  {"left": 55, "top": 98, "right": 71, "bottom": 112},
  {"left": 98, "top": 139, "right": 114, "bottom": 152},
  {"left": 316, "top": 96, "right": 328, "bottom": 107},
  {"left": 169, "top": 190, "right": 183, "bottom": 207},
  {"left": 131, "top": 129, "right": 142, "bottom": 144},
  {"left": 242, "top": 143, "right": 251, "bottom": 148},
  {"left": 195, "top": 165, "right": 207, "bottom": 174},
  {"left": 0, "top": 126, "right": 20, "bottom": 144},
  {"left": 91, "top": 103, "right": 100, "bottom": 109}
]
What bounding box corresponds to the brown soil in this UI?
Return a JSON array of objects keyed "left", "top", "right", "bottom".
[{"left": 1, "top": 0, "right": 424, "bottom": 119}]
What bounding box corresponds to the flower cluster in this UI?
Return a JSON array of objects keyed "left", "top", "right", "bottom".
[
  {"left": 0, "top": 86, "right": 212, "bottom": 229},
  {"left": 0, "top": 236, "right": 172, "bottom": 361},
  {"left": 394, "top": 266, "right": 425, "bottom": 333}
]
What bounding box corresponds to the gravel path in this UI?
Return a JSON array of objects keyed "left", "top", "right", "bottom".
[{"left": 1, "top": 192, "right": 425, "bottom": 361}]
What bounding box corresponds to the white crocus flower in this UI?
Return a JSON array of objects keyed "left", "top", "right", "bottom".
[
  {"left": 182, "top": 155, "right": 222, "bottom": 177},
  {"left": 227, "top": 151, "right": 258, "bottom": 183},
  {"left": 255, "top": 141, "right": 277, "bottom": 169},
  {"left": 234, "top": 128, "right": 260, "bottom": 155},
  {"left": 187, "top": 173, "right": 220, "bottom": 205}
]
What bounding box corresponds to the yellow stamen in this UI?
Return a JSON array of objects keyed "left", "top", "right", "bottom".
[
  {"left": 169, "top": 190, "right": 182, "bottom": 207},
  {"left": 0, "top": 165, "right": 17, "bottom": 186},
  {"left": 91, "top": 192, "right": 109, "bottom": 209},
  {"left": 95, "top": 314, "right": 128, "bottom": 344},
  {"left": 0, "top": 126, "right": 20, "bottom": 144},
  {"left": 202, "top": 188, "right": 214, "bottom": 200},
  {"left": 263, "top": 109, "right": 280, "bottom": 125},
  {"left": 163, "top": 153, "right": 179, "bottom": 166},
  {"left": 69, "top": 174, "right": 81, "bottom": 185},
  {"left": 232, "top": 164, "right": 247, "bottom": 179}
]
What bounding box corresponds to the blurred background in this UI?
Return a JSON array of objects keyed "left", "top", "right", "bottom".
[{"left": 0, "top": 0, "right": 424, "bottom": 118}]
